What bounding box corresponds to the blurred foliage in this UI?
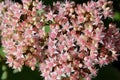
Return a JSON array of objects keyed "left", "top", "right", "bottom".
[
  {"left": 0, "top": 0, "right": 120, "bottom": 80},
  {"left": 93, "top": 65, "right": 120, "bottom": 80},
  {"left": 0, "top": 47, "right": 5, "bottom": 58},
  {"left": 0, "top": 64, "right": 44, "bottom": 80},
  {"left": 114, "top": 12, "right": 120, "bottom": 21}
]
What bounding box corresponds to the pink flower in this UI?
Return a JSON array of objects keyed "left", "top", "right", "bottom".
[
  {"left": 56, "top": 67, "right": 64, "bottom": 76},
  {"left": 6, "top": 56, "right": 14, "bottom": 67},
  {"left": 13, "top": 61, "right": 21, "bottom": 70},
  {"left": 90, "top": 68, "right": 98, "bottom": 76},
  {"left": 42, "top": 71, "right": 50, "bottom": 78},
  {"left": 40, "top": 63, "right": 46, "bottom": 71},
  {"left": 50, "top": 32, "right": 57, "bottom": 39},
  {"left": 0, "top": 0, "right": 119, "bottom": 80},
  {"left": 85, "top": 76, "right": 91, "bottom": 80},
  {"left": 58, "top": 44, "right": 64, "bottom": 51},
  {"left": 60, "top": 54, "right": 67, "bottom": 62},
  {"left": 84, "top": 60, "right": 93, "bottom": 67},
  {"left": 48, "top": 47, "right": 55, "bottom": 53},
  {"left": 45, "top": 11, "right": 55, "bottom": 21},
  {"left": 36, "top": 1, "right": 44, "bottom": 10},
  {"left": 50, "top": 72, "right": 57, "bottom": 80},
  {"left": 64, "top": 64, "right": 72, "bottom": 73}
]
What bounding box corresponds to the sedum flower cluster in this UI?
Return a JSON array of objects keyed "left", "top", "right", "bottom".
[{"left": 0, "top": 0, "right": 120, "bottom": 80}]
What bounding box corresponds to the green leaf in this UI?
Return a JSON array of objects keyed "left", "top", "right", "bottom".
[
  {"left": 37, "top": 10, "right": 44, "bottom": 15},
  {"left": 0, "top": 47, "right": 5, "bottom": 58},
  {"left": 1, "top": 71, "right": 7, "bottom": 80},
  {"left": 44, "top": 25, "right": 50, "bottom": 33}
]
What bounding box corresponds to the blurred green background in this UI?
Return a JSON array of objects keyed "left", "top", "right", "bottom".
[{"left": 0, "top": 0, "right": 120, "bottom": 80}]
